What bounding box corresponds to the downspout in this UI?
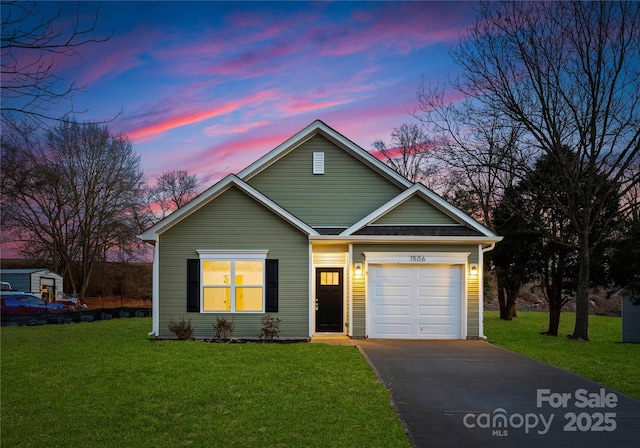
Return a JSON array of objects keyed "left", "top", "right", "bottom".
[
  {"left": 148, "top": 237, "right": 160, "bottom": 337},
  {"left": 479, "top": 242, "right": 497, "bottom": 339}
]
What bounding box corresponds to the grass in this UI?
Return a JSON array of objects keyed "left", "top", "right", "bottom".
[
  {"left": 1, "top": 319, "right": 410, "bottom": 448},
  {"left": 484, "top": 311, "right": 640, "bottom": 400}
]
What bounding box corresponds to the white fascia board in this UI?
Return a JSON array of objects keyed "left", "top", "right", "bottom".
[
  {"left": 364, "top": 251, "right": 471, "bottom": 264},
  {"left": 238, "top": 120, "right": 412, "bottom": 188},
  {"left": 138, "top": 175, "right": 318, "bottom": 241},
  {"left": 340, "top": 183, "right": 499, "bottom": 238},
  {"left": 309, "top": 235, "right": 503, "bottom": 244}
]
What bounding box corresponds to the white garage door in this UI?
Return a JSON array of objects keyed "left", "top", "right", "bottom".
[{"left": 367, "top": 264, "right": 462, "bottom": 339}]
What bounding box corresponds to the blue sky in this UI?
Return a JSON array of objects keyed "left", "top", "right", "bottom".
[{"left": 19, "top": 1, "right": 480, "bottom": 188}]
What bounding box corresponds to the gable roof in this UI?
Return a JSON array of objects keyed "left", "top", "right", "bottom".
[
  {"left": 340, "top": 184, "right": 498, "bottom": 238},
  {"left": 237, "top": 120, "right": 412, "bottom": 189},
  {"left": 138, "top": 174, "right": 318, "bottom": 242}
]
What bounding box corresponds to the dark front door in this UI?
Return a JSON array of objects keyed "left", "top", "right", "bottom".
[{"left": 315, "top": 268, "right": 343, "bottom": 332}]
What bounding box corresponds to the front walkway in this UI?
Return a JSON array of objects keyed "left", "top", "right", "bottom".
[
  {"left": 310, "top": 335, "right": 356, "bottom": 346},
  {"left": 356, "top": 339, "right": 640, "bottom": 448}
]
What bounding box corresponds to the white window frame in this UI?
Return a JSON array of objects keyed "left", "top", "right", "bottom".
[{"left": 197, "top": 250, "right": 268, "bottom": 313}]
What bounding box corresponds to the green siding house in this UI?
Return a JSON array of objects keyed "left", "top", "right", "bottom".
[{"left": 139, "top": 120, "right": 501, "bottom": 340}]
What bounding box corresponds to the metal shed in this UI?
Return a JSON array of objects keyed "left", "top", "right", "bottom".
[{"left": 0, "top": 269, "right": 64, "bottom": 301}]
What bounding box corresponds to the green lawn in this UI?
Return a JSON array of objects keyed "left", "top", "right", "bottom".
[
  {"left": 484, "top": 311, "right": 640, "bottom": 400},
  {"left": 1, "top": 319, "right": 410, "bottom": 448}
]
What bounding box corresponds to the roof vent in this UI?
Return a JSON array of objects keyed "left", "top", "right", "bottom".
[{"left": 313, "top": 152, "right": 324, "bottom": 175}]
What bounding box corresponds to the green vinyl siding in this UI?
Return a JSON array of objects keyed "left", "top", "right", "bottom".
[
  {"left": 157, "top": 186, "right": 309, "bottom": 339},
  {"left": 350, "top": 244, "right": 479, "bottom": 338},
  {"left": 247, "top": 134, "right": 403, "bottom": 227},
  {"left": 373, "top": 195, "right": 459, "bottom": 225}
]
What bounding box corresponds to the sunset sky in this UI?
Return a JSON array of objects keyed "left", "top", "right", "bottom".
[{"left": 17, "top": 1, "right": 480, "bottom": 188}]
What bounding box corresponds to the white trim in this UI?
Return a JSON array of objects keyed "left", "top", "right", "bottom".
[
  {"left": 341, "top": 184, "right": 498, "bottom": 238},
  {"left": 148, "top": 238, "right": 160, "bottom": 337},
  {"left": 308, "top": 242, "right": 313, "bottom": 337},
  {"left": 363, "top": 252, "right": 471, "bottom": 265},
  {"left": 198, "top": 253, "right": 268, "bottom": 314},
  {"left": 310, "top": 235, "right": 502, "bottom": 244},
  {"left": 197, "top": 249, "right": 269, "bottom": 259},
  {"left": 365, "top": 261, "right": 467, "bottom": 340},
  {"left": 348, "top": 244, "right": 354, "bottom": 337},
  {"left": 479, "top": 242, "right": 498, "bottom": 339},
  {"left": 311, "top": 265, "right": 347, "bottom": 336}
]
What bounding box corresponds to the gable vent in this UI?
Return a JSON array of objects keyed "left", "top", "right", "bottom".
[{"left": 313, "top": 152, "right": 325, "bottom": 174}]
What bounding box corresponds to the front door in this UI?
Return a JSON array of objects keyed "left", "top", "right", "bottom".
[{"left": 315, "top": 268, "right": 343, "bottom": 333}]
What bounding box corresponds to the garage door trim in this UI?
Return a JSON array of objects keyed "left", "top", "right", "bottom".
[{"left": 364, "top": 252, "right": 468, "bottom": 340}]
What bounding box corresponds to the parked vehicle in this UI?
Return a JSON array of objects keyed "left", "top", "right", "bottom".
[{"left": 0, "top": 294, "right": 68, "bottom": 315}]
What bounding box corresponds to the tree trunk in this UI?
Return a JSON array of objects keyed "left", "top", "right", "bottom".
[
  {"left": 571, "top": 234, "right": 591, "bottom": 340},
  {"left": 544, "top": 300, "right": 562, "bottom": 336},
  {"left": 497, "top": 275, "right": 508, "bottom": 319}
]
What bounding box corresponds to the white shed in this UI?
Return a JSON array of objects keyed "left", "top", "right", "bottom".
[{"left": 0, "top": 269, "right": 64, "bottom": 301}]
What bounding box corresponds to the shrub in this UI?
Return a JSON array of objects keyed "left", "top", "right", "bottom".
[
  {"left": 258, "top": 314, "right": 281, "bottom": 341},
  {"left": 213, "top": 315, "right": 235, "bottom": 339},
  {"left": 168, "top": 317, "right": 193, "bottom": 340}
]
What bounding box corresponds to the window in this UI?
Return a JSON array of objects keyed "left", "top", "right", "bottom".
[
  {"left": 198, "top": 250, "right": 268, "bottom": 313},
  {"left": 320, "top": 271, "right": 339, "bottom": 285}
]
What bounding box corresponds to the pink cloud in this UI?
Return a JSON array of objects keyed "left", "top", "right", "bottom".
[
  {"left": 126, "top": 90, "right": 277, "bottom": 141},
  {"left": 203, "top": 121, "right": 270, "bottom": 137}
]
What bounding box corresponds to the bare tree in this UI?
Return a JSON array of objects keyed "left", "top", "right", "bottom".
[
  {"left": 416, "top": 82, "right": 530, "bottom": 229},
  {"left": 1, "top": 120, "right": 146, "bottom": 297},
  {"left": 372, "top": 123, "right": 441, "bottom": 188},
  {"left": 1, "top": 1, "right": 110, "bottom": 125},
  {"left": 147, "top": 169, "right": 198, "bottom": 222},
  {"left": 424, "top": 1, "right": 639, "bottom": 340}
]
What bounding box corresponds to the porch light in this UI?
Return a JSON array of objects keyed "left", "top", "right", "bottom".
[
  {"left": 469, "top": 263, "right": 478, "bottom": 276},
  {"left": 354, "top": 263, "right": 363, "bottom": 277}
]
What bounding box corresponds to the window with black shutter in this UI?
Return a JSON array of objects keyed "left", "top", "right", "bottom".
[
  {"left": 186, "top": 259, "right": 200, "bottom": 312},
  {"left": 265, "top": 259, "right": 278, "bottom": 312}
]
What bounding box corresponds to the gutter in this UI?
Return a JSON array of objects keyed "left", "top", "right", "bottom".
[{"left": 478, "top": 242, "right": 498, "bottom": 340}]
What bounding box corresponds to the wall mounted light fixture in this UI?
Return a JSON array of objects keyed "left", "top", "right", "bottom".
[
  {"left": 354, "top": 263, "right": 363, "bottom": 276},
  {"left": 469, "top": 263, "right": 478, "bottom": 276}
]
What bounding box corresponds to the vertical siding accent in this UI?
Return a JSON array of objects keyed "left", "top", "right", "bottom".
[
  {"left": 158, "top": 186, "right": 309, "bottom": 339},
  {"left": 247, "top": 134, "right": 403, "bottom": 226}
]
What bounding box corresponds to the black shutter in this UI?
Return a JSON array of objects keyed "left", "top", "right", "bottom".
[
  {"left": 265, "top": 259, "right": 278, "bottom": 312},
  {"left": 187, "top": 259, "right": 200, "bottom": 312}
]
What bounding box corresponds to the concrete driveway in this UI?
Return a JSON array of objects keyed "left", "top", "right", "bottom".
[{"left": 355, "top": 339, "right": 640, "bottom": 448}]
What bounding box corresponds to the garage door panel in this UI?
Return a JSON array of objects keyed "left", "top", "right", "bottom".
[
  {"left": 418, "top": 305, "right": 454, "bottom": 316},
  {"left": 419, "top": 324, "right": 455, "bottom": 337},
  {"left": 375, "top": 304, "right": 411, "bottom": 316},
  {"left": 376, "top": 266, "right": 412, "bottom": 279},
  {"left": 376, "top": 323, "right": 411, "bottom": 335},
  {"left": 374, "top": 286, "right": 411, "bottom": 298},
  {"left": 419, "top": 266, "right": 455, "bottom": 276},
  {"left": 368, "top": 264, "right": 462, "bottom": 339},
  {"left": 418, "top": 286, "right": 455, "bottom": 297},
  {"left": 418, "top": 315, "right": 455, "bottom": 325}
]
